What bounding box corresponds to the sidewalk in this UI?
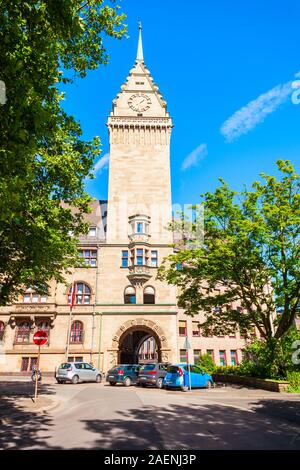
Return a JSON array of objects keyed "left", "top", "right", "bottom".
[{"left": 0, "top": 377, "right": 59, "bottom": 415}]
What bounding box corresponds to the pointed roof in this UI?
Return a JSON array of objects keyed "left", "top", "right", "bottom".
[
  {"left": 136, "top": 22, "right": 144, "bottom": 62},
  {"left": 107, "top": 24, "right": 172, "bottom": 123}
]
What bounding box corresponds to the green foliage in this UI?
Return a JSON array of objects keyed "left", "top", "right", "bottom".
[
  {"left": 0, "top": 1, "right": 127, "bottom": 303},
  {"left": 287, "top": 371, "right": 300, "bottom": 393},
  {"left": 213, "top": 365, "right": 241, "bottom": 375},
  {"left": 195, "top": 353, "right": 216, "bottom": 374},
  {"left": 158, "top": 161, "right": 300, "bottom": 340},
  {"left": 238, "top": 329, "right": 300, "bottom": 379}
]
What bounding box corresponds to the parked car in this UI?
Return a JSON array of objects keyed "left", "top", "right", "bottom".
[
  {"left": 137, "top": 363, "right": 170, "bottom": 388},
  {"left": 106, "top": 364, "right": 140, "bottom": 386},
  {"left": 163, "top": 364, "right": 214, "bottom": 390},
  {"left": 56, "top": 362, "right": 102, "bottom": 384}
]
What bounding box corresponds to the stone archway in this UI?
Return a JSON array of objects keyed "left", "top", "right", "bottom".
[{"left": 109, "top": 318, "right": 170, "bottom": 367}]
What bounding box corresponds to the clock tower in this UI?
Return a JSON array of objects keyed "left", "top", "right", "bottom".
[
  {"left": 97, "top": 24, "right": 178, "bottom": 369},
  {"left": 106, "top": 23, "right": 173, "bottom": 245}
]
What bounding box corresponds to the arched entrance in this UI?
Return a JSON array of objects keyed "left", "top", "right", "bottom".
[
  {"left": 118, "top": 327, "right": 161, "bottom": 364},
  {"left": 110, "top": 319, "right": 170, "bottom": 367}
]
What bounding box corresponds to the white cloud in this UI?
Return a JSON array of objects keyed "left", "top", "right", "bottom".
[
  {"left": 181, "top": 143, "right": 208, "bottom": 171},
  {"left": 94, "top": 153, "right": 109, "bottom": 175},
  {"left": 220, "top": 75, "right": 300, "bottom": 142}
]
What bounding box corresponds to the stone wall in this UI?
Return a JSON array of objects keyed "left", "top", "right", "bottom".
[{"left": 213, "top": 373, "right": 289, "bottom": 393}]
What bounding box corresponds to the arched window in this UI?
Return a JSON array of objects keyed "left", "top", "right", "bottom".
[
  {"left": 143, "top": 286, "right": 155, "bottom": 304},
  {"left": 124, "top": 286, "right": 136, "bottom": 304},
  {"left": 70, "top": 321, "right": 84, "bottom": 343},
  {"left": 68, "top": 283, "right": 91, "bottom": 305},
  {"left": 0, "top": 321, "right": 5, "bottom": 341}
]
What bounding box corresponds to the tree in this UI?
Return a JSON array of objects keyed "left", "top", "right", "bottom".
[
  {"left": 0, "top": 1, "right": 126, "bottom": 304},
  {"left": 158, "top": 160, "right": 300, "bottom": 342}
]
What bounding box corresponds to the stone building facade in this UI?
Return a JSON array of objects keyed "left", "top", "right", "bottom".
[{"left": 0, "top": 27, "right": 247, "bottom": 374}]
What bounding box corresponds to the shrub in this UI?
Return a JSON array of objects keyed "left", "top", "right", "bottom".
[
  {"left": 239, "top": 328, "right": 300, "bottom": 380},
  {"left": 213, "top": 365, "right": 241, "bottom": 375},
  {"left": 287, "top": 371, "right": 300, "bottom": 393},
  {"left": 195, "top": 353, "right": 216, "bottom": 375}
]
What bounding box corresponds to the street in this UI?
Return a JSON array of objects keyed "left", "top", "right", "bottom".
[{"left": 0, "top": 379, "right": 300, "bottom": 450}]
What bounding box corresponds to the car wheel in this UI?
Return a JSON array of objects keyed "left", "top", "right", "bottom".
[
  {"left": 109, "top": 381, "right": 116, "bottom": 386},
  {"left": 124, "top": 377, "right": 131, "bottom": 387},
  {"left": 95, "top": 374, "right": 102, "bottom": 383},
  {"left": 206, "top": 380, "right": 212, "bottom": 389},
  {"left": 156, "top": 378, "right": 163, "bottom": 389},
  {"left": 71, "top": 375, "right": 79, "bottom": 384},
  {"left": 141, "top": 383, "right": 147, "bottom": 388}
]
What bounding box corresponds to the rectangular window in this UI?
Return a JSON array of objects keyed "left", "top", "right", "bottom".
[
  {"left": 230, "top": 350, "right": 238, "bottom": 366},
  {"left": 88, "top": 227, "right": 97, "bottom": 237},
  {"left": 193, "top": 349, "right": 201, "bottom": 364},
  {"left": 206, "top": 349, "right": 215, "bottom": 363},
  {"left": 79, "top": 249, "right": 97, "bottom": 267},
  {"left": 192, "top": 321, "right": 200, "bottom": 337},
  {"left": 21, "top": 357, "right": 29, "bottom": 372},
  {"left": 179, "top": 320, "right": 187, "bottom": 336},
  {"left": 219, "top": 350, "right": 227, "bottom": 366},
  {"left": 151, "top": 250, "right": 158, "bottom": 267},
  {"left": 15, "top": 327, "right": 30, "bottom": 344},
  {"left": 68, "top": 356, "right": 83, "bottom": 363},
  {"left": 137, "top": 222, "right": 143, "bottom": 233},
  {"left": 122, "top": 250, "right": 128, "bottom": 267},
  {"left": 136, "top": 248, "right": 143, "bottom": 265},
  {"left": 180, "top": 349, "right": 187, "bottom": 363}
]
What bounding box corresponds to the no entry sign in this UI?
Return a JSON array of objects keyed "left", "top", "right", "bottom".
[{"left": 33, "top": 330, "right": 48, "bottom": 346}]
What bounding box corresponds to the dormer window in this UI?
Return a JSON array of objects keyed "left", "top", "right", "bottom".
[{"left": 88, "top": 227, "right": 97, "bottom": 237}]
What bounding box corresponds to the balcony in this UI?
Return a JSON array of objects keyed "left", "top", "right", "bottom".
[
  {"left": 128, "top": 233, "right": 150, "bottom": 244},
  {"left": 127, "top": 265, "right": 152, "bottom": 285}
]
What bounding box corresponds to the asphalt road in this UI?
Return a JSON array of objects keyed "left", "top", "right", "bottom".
[{"left": 1, "top": 380, "right": 300, "bottom": 450}]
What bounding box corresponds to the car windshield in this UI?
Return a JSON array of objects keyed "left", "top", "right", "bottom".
[
  {"left": 167, "top": 366, "right": 179, "bottom": 373},
  {"left": 59, "top": 363, "right": 72, "bottom": 369},
  {"left": 140, "top": 364, "right": 156, "bottom": 371}
]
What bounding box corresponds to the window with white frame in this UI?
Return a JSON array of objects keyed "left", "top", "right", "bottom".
[
  {"left": 23, "top": 287, "right": 47, "bottom": 303},
  {"left": 129, "top": 215, "right": 150, "bottom": 236},
  {"left": 150, "top": 250, "right": 158, "bottom": 267},
  {"left": 79, "top": 249, "right": 97, "bottom": 267},
  {"left": 88, "top": 227, "right": 97, "bottom": 237}
]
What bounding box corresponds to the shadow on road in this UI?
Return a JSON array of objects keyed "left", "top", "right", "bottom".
[
  {"left": 0, "top": 381, "right": 58, "bottom": 450},
  {"left": 81, "top": 400, "right": 300, "bottom": 450}
]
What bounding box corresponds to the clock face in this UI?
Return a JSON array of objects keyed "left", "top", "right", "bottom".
[{"left": 128, "top": 93, "right": 151, "bottom": 112}]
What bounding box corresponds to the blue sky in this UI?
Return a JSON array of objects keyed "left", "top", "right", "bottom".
[{"left": 61, "top": 0, "right": 300, "bottom": 206}]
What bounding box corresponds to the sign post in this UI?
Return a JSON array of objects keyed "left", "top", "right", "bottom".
[
  {"left": 33, "top": 330, "right": 48, "bottom": 402},
  {"left": 183, "top": 336, "right": 192, "bottom": 391}
]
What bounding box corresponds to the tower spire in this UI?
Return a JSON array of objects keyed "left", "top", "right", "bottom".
[{"left": 136, "top": 21, "right": 144, "bottom": 62}]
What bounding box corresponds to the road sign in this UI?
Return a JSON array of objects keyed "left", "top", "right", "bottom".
[
  {"left": 33, "top": 330, "right": 48, "bottom": 402},
  {"left": 183, "top": 336, "right": 191, "bottom": 350},
  {"left": 33, "top": 330, "right": 48, "bottom": 346}
]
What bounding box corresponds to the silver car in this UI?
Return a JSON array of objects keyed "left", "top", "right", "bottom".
[{"left": 56, "top": 362, "right": 102, "bottom": 384}]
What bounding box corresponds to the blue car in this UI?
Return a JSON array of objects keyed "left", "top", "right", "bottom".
[{"left": 163, "top": 364, "right": 214, "bottom": 390}]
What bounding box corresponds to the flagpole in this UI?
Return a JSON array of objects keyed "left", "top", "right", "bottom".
[{"left": 65, "top": 281, "right": 75, "bottom": 361}]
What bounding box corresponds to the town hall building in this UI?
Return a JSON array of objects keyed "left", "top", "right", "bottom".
[{"left": 0, "top": 26, "right": 247, "bottom": 374}]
